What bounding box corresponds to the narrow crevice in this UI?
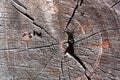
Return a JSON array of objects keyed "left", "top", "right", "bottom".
[
  {"left": 33, "top": 22, "right": 56, "bottom": 41},
  {"left": 12, "top": 0, "right": 27, "bottom": 10},
  {"left": 64, "top": 29, "right": 93, "bottom": 80},
  {"left": 27, "top": 43, "right": 58, "bottom": 49},
  {"left": 75, "top": 28, "right": 120, "bottom": 43},
  {"left": 61, "top": 60, "right": 65, "bottom": 80},
  {"left": 70, "top": 52, "right": 87, "bottom": 70},
  {"left": 65, "top": 0, "right": 83, "bottom": 28},
  {"left": 0, "top": 48, "right": 18, "bottom": 51},
  {"left": 80, "top": 0, "right": 84, "bottom": 6},
  {"left": 11, "top": 3, "right": 34, "bottom": 21},
  {"left": 111, "top": 0, "right": 120, "bottom": 8},
  {"left": 64, "top": 30, "right": 87, "bottom": 71},
  {"left": 97, "top": 67, "right": 115, "bottom": 77},
  {"left": 85, "top": 73, "right": 91, "bottom": 80}
]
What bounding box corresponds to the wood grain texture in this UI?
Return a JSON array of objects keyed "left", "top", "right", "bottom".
[{"left": 0, "top": 0, "right": 120, "bottom": 80}]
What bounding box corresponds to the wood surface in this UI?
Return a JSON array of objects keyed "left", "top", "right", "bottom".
[{"left": 0, "top": 0, "right": 120, "bottom": 80}]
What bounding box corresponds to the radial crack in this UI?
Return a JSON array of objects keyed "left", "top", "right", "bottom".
[
  {"left": 64, "top": 30, "right": 87, "bottom": 71},
  {"left": 80, "top": 0, "right": 83, "bottom": 6},
  {"left": 61, "top": 60, "right": 65, "bottom": 80},
  {"left": 27, "top": 42, "right": 58, "bottom": 49},
  {"left": 85, "top": 73, "right": 91, "bottom": 80},
  {"left": 33, "top": 22, "right": 56, "bottom": 41},
  {"left": 11, "top": 2, "right": 56, "bottom": 41},
  {"left": 12, "top": 0, "right": 27, "bottom": 10},
  {"left": 98, "top": 67, "right": 115, "bottom": 77},
  {"left": 35, "top": 55, "right": 54, "bottom": 80},
  {"left": 65, "top": 0, "right": 83, "bottom": 28},
  {"left": 75, "top": 28, "right": 120, "bottom": 43},
  {"left": 111, "top": 0, "right": 120, "bottom": 8},
  {"left": 11, "top": 3, "right": 34, "bottom": 21}
]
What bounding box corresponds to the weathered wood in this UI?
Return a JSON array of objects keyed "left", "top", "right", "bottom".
[{"left": 0, "top": 0, "right": 120, "bottom": 80}]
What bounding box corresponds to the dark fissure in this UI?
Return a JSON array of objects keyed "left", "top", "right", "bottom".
[
  {"left": 64, "top": 0, "right": 91, "bottom": 79},
  {"left": 64, "top": 30, "right": 91, "bottom": 80}
]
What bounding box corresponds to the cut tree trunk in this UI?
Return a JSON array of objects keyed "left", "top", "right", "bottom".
[{"left": 0, "top": 0, "right": 120, "bottom": 80}]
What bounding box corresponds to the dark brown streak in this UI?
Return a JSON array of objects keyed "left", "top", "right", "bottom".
[
  {"left": 111, "top": 0, "right": 120, "bottom": 8},
  {"left": 13, "top": 0, "right": 27, "bottom": 10},
  {"left": 65, "top": 0, "right": 83, "bottom": 28}
]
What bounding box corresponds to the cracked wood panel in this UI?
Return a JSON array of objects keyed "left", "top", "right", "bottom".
[{"left": 0, "top": 0, "right": 120, "bottom": 80}]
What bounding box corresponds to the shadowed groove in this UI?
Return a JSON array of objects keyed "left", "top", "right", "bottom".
[
  {"left": 65, "top": 0, "right": 83, "bottom": 28},
  {"left": 111, "top": 0, "right": 120, "bottom": 8},
  {"left": 12, "top": 0, "right": 27, "bottom": 10}
]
